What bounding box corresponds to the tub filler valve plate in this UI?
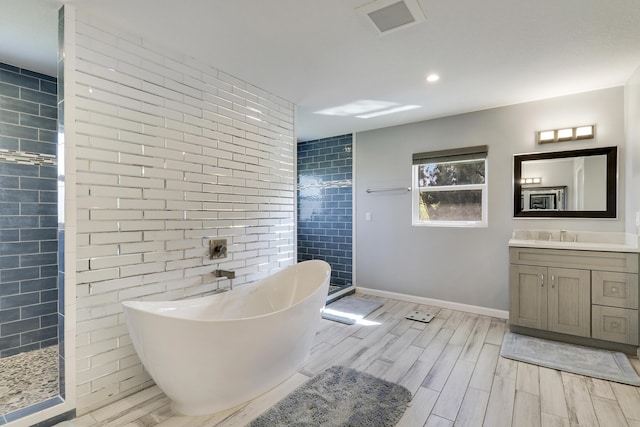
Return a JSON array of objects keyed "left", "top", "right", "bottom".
[{"left": 210, "top": 239, "right": 227, "bottom": 259}]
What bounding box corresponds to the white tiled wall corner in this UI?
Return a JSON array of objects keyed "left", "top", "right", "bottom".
[{"left": 70, "top": 9, "right": 295, "bottom": 414}]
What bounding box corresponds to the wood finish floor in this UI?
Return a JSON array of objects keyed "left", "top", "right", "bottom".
[{"left": 57, "top": 294, "right": 640, "bottom": 427}]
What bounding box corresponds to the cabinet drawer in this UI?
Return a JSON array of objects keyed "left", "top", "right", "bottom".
[
  {"left": 592, "top": 305, "right": 639, "bottom": 345},
  {"left": 510, "top": 247, "right": 639, "bottom": 273},
  {"left": 592, "top": 271, "right": 638, "bottom": 309}
]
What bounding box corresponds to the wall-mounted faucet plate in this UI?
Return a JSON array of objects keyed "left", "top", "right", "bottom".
[{"left": 210, "top": 239, "right": 227, "bottom": 259}]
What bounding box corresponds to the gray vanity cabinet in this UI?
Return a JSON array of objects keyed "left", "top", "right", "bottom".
[
  {"left": 509, "top": 247, "right": 640, "bottom": 347},
  {"left": 510, "top": 263, "right": 590, "bottom": 337}
]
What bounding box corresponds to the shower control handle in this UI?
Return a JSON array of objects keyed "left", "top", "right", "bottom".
[{"left": 209, "top": 239, "right": 228, "bottom": 259}]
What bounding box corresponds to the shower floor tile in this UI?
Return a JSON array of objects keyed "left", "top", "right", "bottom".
[{"left": 0, "top": 346, "right": 59, "bottom": 416}]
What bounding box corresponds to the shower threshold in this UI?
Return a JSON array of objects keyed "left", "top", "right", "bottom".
[{"left": 326, "top": 284, "right": 355, "bottom": 304}]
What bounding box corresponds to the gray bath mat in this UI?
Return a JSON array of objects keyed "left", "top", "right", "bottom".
[
  {"left": 321, "top": 296, "right": 383, "bottom": 325},
  {"left": 500, "top": 332, "right": 640, "bottom": 386},
  {"left": 250, "top": 366, "right": 411, "bottom": 427}
]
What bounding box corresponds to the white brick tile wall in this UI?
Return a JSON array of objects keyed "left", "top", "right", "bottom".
[{"left": 69, "top": 9, "right": 295, "bottom": 414}]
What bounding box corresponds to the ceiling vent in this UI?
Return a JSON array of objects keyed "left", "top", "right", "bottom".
[{"left": 357, "top": 0, "right": 426, "bottom": 34}]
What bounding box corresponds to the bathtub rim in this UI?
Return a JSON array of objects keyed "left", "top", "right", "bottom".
[{"left": 121, "top": 259, "right": 331, "bottom": 322}]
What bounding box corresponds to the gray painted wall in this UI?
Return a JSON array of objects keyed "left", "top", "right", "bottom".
[
  {"left": 625, "top": 66, "right": 640, "bottom": 235},
  {"left": 355, "top": 87, "right": 626, "bottom": 311}
]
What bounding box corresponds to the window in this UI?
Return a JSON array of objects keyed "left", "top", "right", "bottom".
[{"left": 412, "top": 145, "right": 488, "bottom": 227}]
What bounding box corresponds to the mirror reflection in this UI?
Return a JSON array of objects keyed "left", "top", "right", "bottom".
[
  {"left": 521, "top": 186, "right": 567, "bottom": 211},
  {"left": 520, "top": 155, "right": 607, "bottom": 211},
  {"left": 513, "top": 146, "right": 617, "bottom": 218}
]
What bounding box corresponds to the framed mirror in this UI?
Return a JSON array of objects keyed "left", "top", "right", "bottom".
[{"left": 513, "top": 146, "right": 617, "bottom": 218}]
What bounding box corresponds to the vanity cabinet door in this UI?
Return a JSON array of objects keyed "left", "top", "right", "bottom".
[
  {"left": 547, "top": 267, "right": 591, "bottom": 337},
  {"left": 509, "top": 264, "right": 547, "bottom": 330}
]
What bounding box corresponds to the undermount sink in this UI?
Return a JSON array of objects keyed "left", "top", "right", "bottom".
[{"left": 509, "top": 229, "right": 640, "bottom": 252}]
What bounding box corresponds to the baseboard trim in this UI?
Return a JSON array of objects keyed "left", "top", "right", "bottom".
[{"left": 356, "top": 287, "right": 509, "bottom": 319}]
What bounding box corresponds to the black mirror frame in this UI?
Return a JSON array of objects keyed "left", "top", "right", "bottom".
[{"left": 513, "top": 146, "right": 617, "bottom": 218}]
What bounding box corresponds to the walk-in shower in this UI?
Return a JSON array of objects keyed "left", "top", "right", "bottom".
[
  {"left": 0, "top": 60, "right": 61, "bottom": 422},
  {"left": 297, "top": 134, "right": 353, "bottom": 299},
  {"left": 0, "top": 4, "right": 65, "bottom": 424}
]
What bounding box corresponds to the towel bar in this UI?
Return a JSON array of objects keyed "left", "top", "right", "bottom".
[{"left": 365, "top": 187, "right": 411, "bottom": 194}]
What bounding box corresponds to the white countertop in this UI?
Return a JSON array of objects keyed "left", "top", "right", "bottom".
[{"left": 509, "top": 229, "right": 640, "bottom": 253}]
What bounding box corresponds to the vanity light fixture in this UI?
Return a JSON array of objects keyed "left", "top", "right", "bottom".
[
  {"left": 522, "top": 177, "right": 542, "bottom": 185},
  {"left": 575, "top": 125, "right": 595, "bottom": 138},
  {"left": 537, "top": 125, "right": 595, "bottom": 144},
  {"left": 557, "top": 128, "right": 574, "bottom": 140},
  {"left": 538, "top": 130, "right": 555, "bottom": 142}
]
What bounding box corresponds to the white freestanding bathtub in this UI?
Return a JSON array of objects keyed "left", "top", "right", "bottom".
[{"left": 122, "top": 260, "right": 330, "bottom": 416}]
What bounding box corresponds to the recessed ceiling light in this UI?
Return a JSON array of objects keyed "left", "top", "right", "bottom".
[{"left": 426, "top": 74, "right": 440, "bottom": 83}]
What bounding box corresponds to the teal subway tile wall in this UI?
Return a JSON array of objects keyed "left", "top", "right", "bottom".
[
  {"left": 297, "top": 135, "right": 352, "bottom": 289},
  {"left": 0, "top": 62, "right": 58, "bottom": 357}
]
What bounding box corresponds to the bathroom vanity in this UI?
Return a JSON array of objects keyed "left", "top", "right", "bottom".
[{"left": 509, "top": 230, "right": 640, "bottom": 353}]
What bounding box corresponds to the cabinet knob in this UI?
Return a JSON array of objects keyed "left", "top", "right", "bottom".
[{"left": 611, "top": 287, "right": 617, "bottom": 293}]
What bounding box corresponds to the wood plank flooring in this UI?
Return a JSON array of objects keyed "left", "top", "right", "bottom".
[{"left": 56, "top": 294, "right": 640, "bottom": 427}]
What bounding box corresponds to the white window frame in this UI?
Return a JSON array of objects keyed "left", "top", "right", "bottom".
[{"left": 411, "top": 147, "right": 488, "bottom": 228}]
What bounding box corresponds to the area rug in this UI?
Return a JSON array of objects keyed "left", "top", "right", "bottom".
[
  {"left": 321, "top": 296, "right": 383, "bottom": 325},
  {"left": 500, "top": 332, "right": 640, "bottom": 386},
  {"left": 250, "top": 366, "right": 411, "bottom": 427}
]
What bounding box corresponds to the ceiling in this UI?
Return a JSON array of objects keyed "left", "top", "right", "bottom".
[
  {"left": 3, "top": 0, "right": 640, "bottom": 142},
  {"left": 0, "top": 0, "right": 59, "bottom": 79}
]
